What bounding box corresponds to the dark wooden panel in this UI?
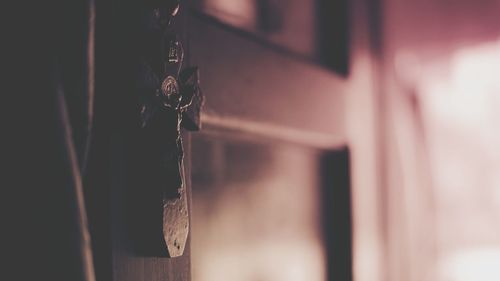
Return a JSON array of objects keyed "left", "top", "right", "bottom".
[
  {"left": 321, "top": 148, "right": 353, "bottom": 281},
  {"left": 110, "top": 134, "right": 192, "bottom": 281},
  {"left": 86, "top": 0, "right": 193, "bottom": 280}
]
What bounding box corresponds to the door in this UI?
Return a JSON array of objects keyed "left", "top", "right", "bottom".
[
  {"left": 85, "top": 1, "right": 194, "bottom": 281},
  {"left": 8, "top": 0, "right": 369, "bottom": 280},
  {"left": 84, "top": 1, "right": 354, "bottom": 281}
]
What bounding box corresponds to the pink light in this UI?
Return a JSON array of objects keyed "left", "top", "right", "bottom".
[
  {"left": 438, "top": 248, "right": 500, "bottom": 281},
  {"left": 416, "top": 39, "right": 500, "bottom": 281},
  {"left": 203, "top": 0, "right": 256, "bottom": 28}
]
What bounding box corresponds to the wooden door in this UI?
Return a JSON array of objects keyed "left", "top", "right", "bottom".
[
  {"left": 85, "top": 1, "right": 193, "bottom": 281},
  {"left": 7, "top": 0, "right": 375, "bottom": 280},
  {"left": 84, "top": 0, "right": 356, "bottom": 281}
]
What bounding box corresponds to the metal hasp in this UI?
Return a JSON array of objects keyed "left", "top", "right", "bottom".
[{"left": 134, "top": 0, "right": 203, "bottom": 258}]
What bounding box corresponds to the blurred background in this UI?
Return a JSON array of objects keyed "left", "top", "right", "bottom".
[{"left": 187, "top": 1, "right": 500, "bottom": 281}]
